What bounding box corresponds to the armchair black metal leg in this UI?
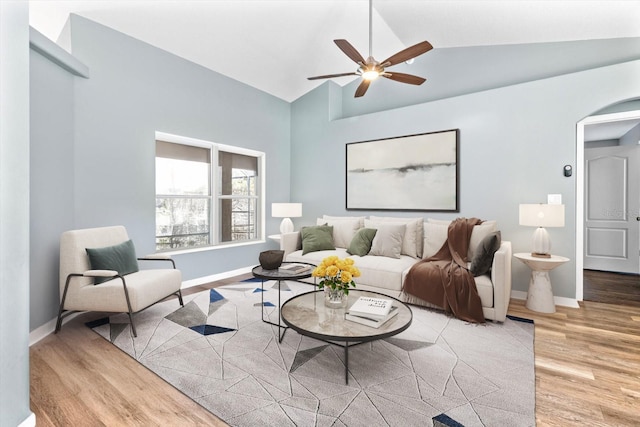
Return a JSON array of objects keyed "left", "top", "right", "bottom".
[
  {"left": 118, "top": 275, "right": 138, "bottom": 337},
  {"left": 177, "top": 289, "right": 184, "bottom": 306},
  {"left": 55, "top": 308, "right": 64, "bottom": 333},
  {"left": 128, "top": 312, "right": 137, "bottom": 337},
  {"left": 56, "top": 273, "right": 80, "bottom": 333}
]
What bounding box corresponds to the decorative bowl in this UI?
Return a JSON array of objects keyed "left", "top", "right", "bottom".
[{"left": 259, "top": 250, "right": 284, "bottom": 270}]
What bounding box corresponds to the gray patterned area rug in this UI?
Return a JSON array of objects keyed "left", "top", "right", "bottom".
[{"left": 87, "top": 279, "right": 535, "bottom": 427}]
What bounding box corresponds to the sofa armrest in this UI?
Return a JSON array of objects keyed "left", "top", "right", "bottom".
[
  {"left": 280, "top": 231, "right": 301, "bottom": 258},
  {"left": 490, "top": 241, "right": 512, "bottom": 322}
]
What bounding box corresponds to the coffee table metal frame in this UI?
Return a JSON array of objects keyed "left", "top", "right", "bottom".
[
  {"left": 251, "top": 262, "right": 316, "bottom": 342},
  {"left": 280, "top": 289, "right": 413, "bottom": 384}
]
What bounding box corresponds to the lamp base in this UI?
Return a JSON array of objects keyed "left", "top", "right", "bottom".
[
  {"left": 530, "top": 252, "right": 551, "bottom": 258},
  {"left": 279, "top": 217, "right": 294, "bottom": 234}
]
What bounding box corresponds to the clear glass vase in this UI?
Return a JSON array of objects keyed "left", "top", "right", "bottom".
[{"left": 324, "top": 287, "right": 348, "bottom": 309}]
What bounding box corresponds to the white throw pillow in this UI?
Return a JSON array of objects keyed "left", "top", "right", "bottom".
[
  {"left": 323, "top": 215, "right": 365, "bottom": 228},
  {"left": 423, "top": 219, "right": 498, "bottom": 260},
  {"left": 369, "top": 216, "right": 423, "bottom": 258},
  {"left": 316, "top": 218, "right": 361, "bottom": 249},
  {"left": 367, "top": 223, "right": 406, "bottom": 259},
  {"left": 423, "top": 222, "right": 449, "bottom": 258}
]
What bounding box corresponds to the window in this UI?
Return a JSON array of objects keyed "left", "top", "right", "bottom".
[{"left": 155, "top": 135, "right": 263, "bottom": 251}]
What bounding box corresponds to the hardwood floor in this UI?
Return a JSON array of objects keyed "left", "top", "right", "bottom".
[
  {"left": 31, "top": 276, "right": 640, "bottom": 426},
  {"left": 583, "top": 269, "right": 640, "bottom": 307}
]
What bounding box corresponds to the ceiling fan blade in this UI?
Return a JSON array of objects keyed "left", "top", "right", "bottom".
[
  {"left": 354, "top": 79, "right": 371, "bottom": 98},
  {"left": 382, "top": 72, "right": 426, "bottom": 85},
  {"left": 381, "top": 41, "right": 433, "bottom": 67},
  {"left": 334, "top": 39, "right": 366, "bottom": 64},
  {"left": 307, "top": 72, "right": 358, "bottom": 81}
]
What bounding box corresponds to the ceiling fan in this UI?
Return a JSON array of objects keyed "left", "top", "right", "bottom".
[{"left": 307, "top": 0, "right": 433, "bottom": 98}]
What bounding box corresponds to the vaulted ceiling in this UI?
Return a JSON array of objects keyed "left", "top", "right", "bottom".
[{"left": 29, "top": 0, "right": 640, "bottom": 103}]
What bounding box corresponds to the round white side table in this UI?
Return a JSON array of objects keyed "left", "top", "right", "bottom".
[{"left": 514, "top": 253, "right": 570, "bottom": 314}]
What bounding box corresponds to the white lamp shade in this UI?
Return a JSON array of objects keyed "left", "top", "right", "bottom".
[
  {"left": 271, "top": 203, "right": 302, "bottom": 218},
  {"left": 520, "top": 203, "right": 564, "bottom": 257},
  {"left": 519, "top": 204, "right": 565, "bottom": 227}
]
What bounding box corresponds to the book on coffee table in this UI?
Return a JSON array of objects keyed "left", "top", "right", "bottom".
[
  {"left": 278, "top": 263, "right": 311, "bottom": 274},
  {"left": 345, "top": 306, "right": 398, "bottom": 328},
  {"left": 347, "top": 296, "right": 393, "bottom": 320}
]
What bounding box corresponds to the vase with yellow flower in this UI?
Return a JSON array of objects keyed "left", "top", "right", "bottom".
[{"left": 312, "top": 256, "right": 361, "bottom": 308}]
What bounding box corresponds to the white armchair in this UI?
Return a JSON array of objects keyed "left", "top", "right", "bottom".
[{"left": 56, "top": 226, "right": 183, "bottom": 337}]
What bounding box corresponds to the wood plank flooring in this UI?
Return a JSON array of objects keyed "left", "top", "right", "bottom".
[
  {"left": 31, "top": 275, "right": 640, "bottom": 426},
  {"left": 583, "top": 269, "right": 640, "bottom": 307}
]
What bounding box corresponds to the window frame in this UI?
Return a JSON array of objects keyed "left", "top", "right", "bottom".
[{"left": 155, "top": 131, "right": 265, "bottom": 253}]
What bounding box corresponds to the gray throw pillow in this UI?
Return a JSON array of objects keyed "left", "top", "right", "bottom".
[
  {"left": 300, "top": 225, "right": 335, "bottom": 255},
  {"left": 86, "top": 239, "right": 139, "bottom": 284},
  {"left": 369, "top": 223, "right": 406, "bottom": 259},
  {"left": 346, "top": 228, "right": 377, "bottom": 256},
  {"left": 470, "top": 231, "right": 501, "bottom": 276}
]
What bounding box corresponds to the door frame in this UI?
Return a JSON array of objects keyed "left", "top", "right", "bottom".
[{"left": 576, "top": 109, "right": 640, "bottom": 301}]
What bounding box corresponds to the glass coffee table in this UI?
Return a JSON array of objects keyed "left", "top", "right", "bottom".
[
  {"left": 280, "top": 289, "right": 412, "bottom": 384},
  {"left": 252, "top": 262, "right": 316, "bottom": 342}
]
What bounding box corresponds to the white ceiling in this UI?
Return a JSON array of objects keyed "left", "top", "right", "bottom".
[{"left": 29, "top": 0, "right": 640, "bottom": 103}]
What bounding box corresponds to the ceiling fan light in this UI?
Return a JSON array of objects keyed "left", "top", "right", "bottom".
[{"left": 362, "top": 70, "right": 380, "bottom": 81}]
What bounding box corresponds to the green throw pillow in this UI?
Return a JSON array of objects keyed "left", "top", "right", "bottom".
[
  {"left": 86, "top": 239, "right": 139, "bottom": 284},
  {"left": 470, "top": 231, "right": 501, "bottom": 276},
  {"left": 300, "top": 225, "right": 335, "bottom": 255},
  {"left": 347, "top": 228, "right": 377, "bottom": 256}
]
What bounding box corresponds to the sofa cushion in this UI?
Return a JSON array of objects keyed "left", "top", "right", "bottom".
[
  {"left": 300, "top": 225, "right": 335, "bottom": 255},
  {"left": 474, "top": 273, "right": 494, "bottom": 308},
  {"left": 368, "top": 223, "right": 406, "bottom": 259},
  {"left": 369, "top": 216, "right": 423, "bottom": 258},
  {"left": 86, "top": 239, "right": 139, "bottom": 284},
  {"left": 470, "top": 231, "right": 502, "bottom": 276},
  {"left": 285, "top": 248, "right": 416, "bottom": 293},
  {"left": 423, "top": 222, "right": 449, "bottom": 259},
  {"left": 423, "top": 219, "right": 497, "bottom": 260},
  {"left": 316, "top": 217, "right": 361, "bottom": 248},
  {"left": 323, "top": 215, "right": 365, "bottom": 228},
  {"left": 346, "top": 228, "right": 377, "bottom": 256}
]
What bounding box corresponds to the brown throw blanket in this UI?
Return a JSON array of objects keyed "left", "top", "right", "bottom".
[{"left": 403, "top": 218, "right": 485, "bottom": 323}]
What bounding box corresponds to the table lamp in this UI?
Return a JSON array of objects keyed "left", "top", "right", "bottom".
[
  {"left": 519, "top": 203, "right": 565, "bottom": 258},
  {"left": 272, "top": 202, "right": 302, "bottom": 234}
]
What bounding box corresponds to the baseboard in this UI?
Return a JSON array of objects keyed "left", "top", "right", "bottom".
[
  {"left": 511, "top": 290, "right": 580, "bottom": 308},
  {"left": 29, "top": 311, "right": 83, "bottom": 347},
  {"left": 30, "top": 266, "right": 254, "bottom": 346},
  {"left": 19, "top": 412, "right": 36, "bottom": 427},
  {"left": 181, "top": 266, "right": 253, "bottom": 289}
]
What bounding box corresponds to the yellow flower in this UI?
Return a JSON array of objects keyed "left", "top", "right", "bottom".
[
  {"left": 340, "top": 271, "right": 352, "bottom": 283},
  {"left": 322, "top": 255, "right": 339, "bottom": 267},
  {"left": 312, "top": 266, "right": 326, "bottom": 277},
  {"left": 325, "top": 265, "right": 339, "bottom": 278}
]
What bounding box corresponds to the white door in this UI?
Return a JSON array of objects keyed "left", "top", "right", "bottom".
[{"left": 584, "top": 145, "right": 640, "bottom": 274}]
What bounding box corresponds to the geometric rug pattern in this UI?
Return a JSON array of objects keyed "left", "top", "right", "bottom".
[{"left": 87, "top": 280, "right": 535, "bottom": 426}]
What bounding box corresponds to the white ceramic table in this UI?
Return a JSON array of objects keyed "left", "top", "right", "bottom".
[{"left": 514, "top": 253, "right": 570, "bottom": 313}]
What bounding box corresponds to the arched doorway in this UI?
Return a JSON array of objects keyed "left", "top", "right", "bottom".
[{"left": 576, "top": 104, "right": 640, "bottom": 302}]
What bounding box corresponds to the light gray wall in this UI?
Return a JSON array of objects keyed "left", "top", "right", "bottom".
[
  {"left": 291, "top": 59, "right": 640, "bottom": 300},
  {"left": 585, "top": 139, "right": 620, "bottom": 148},
  {"left": 0, "top": 2, "right": 32, "bottom": 425},
  {"left": 27, "top": 14, "right": 291, "bottom": 332},
  {"left": 621, "top": 122, "right": 640, "bottom": 146},
  {"left": 29, "top": 48, "right": 76, "bottom": 330}
]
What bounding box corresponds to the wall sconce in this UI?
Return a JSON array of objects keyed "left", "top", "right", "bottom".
[
  {"left": 271, "top": 203, "right": 302, "bottom": 234},
  {"left": 519, "top": 203, "right": 565, "bottom": 258}
]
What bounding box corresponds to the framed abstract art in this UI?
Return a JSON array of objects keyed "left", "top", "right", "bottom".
[{"left": 346, "top": 129, "right": 459, "bottom": 211}]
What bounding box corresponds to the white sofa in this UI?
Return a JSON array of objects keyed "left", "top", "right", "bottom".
[{"left": 281, "top": 215, "right": 512, "bottom": 322}]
